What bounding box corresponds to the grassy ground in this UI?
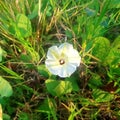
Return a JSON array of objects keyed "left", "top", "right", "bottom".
[{"left": 0, "top": 0, "right": 120, "bottom": 120}]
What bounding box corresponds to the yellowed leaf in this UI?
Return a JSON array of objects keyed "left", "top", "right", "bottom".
[{"left": 0, "top": 104, "right": 2, "bottom": 120}]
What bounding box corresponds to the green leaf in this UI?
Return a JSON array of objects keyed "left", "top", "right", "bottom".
[
  {"left": 37, "top": 65, "right": 51, "bottom": 78},
  {"left": 20, "top": 54, "right": 35, "bottom": 68},
  {"left": 18, "top": 112, "right": 30, "bottom": 120},
  {"left": 65, "top": 76, "right": 79, "bottom": 92},
  {"left": 28, "top": 4, "right": 39, "bottom": 19},
  {"left": 20, "top": 54, "right": 32, "bottom": 62},
  {"left": 3, "top": 113, "right": 11, "bottom": 120},
  {"left": 109, "top": 0, "right": 120, "bottom": 8},
  {"left": 88, "top": 74, "right": 103, "bottom": 89},
  {"left": 65, "top": 30, "right": 73, "bottom": 38},
  {"left": 16, "top": 14, "right": 32, "bottom": 38},
  {"left": 112, "top": 67, "right": 120, "bottom": 76},
  {"left": 45, "top": 79, "right": 72, "bottom": 96},
  {"left": 112, "top": 35, "right": 120, "bottom": 48},
  {"left": 92, "top": 89, "right": 114, "bottom": 102},
  {"left": 0, "top": 76, "right": 13, "bottom": 98},
  {"left": 92, "top": 37, "right": 110, "bottom": 62},
  {"left": 28, "top": 0, "right": 51, "bottom": 19},
  {"left": 104, "top": 36, "right": 120, "bottom": 66},
  {"left": 80, "top": 97, "right": 93, "bottom": 106},
  {"left": 105, "top": 48, "right": 120, "bottom": 66},
  {"left": 0, "top": 47, "right": 7, "bottom": 62}
]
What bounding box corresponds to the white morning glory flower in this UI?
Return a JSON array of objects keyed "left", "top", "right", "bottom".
[{"left": 45, "top": 42, "right": 81, "bottom": 78}]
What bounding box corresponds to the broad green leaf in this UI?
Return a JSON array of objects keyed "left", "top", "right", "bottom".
[
  {"left": 104, "top": 36, "right": 120, "bottom": 66},
  {"left": 16, "top": 14, "right": 32, "bottom": 38},
  {"left": 37, "top": 65, "right": 51, "bottom": 78},
  {"left": 0, "top": 76, "right": 13, "bottom": 98},
  {"left": 92, "top": 37, "right": 110, "bottom": 62},
  {"left": 65, "top": 76, "right": 79, "bottom": 92},
  {"left": 45, "top": 79, "right": 72, "bottom": 96},
  {"left": 105, "top": 48, "right": 120, "bottom": 66},
  {"left": 92, "top": 89, "right": 114, "bottom": 102}
]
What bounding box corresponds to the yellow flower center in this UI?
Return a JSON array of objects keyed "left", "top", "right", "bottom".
[{"left": 59, "top": 59, "right": 65, "bottom": 65}]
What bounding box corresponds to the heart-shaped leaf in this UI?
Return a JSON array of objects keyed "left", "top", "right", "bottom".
[
  {"left": 0, "top": 76, "right": 13, "bottom": 98},
  {"left": 92, "top": 37, "right": 110, "bottom": 62},
  {"left": 16, "top": 14, "right": 32, "bottom": 38},
  {"left": 45, "top": 79, "right": 72, "bottom": 96},
  {"left": 92, "top": 89, "right": 114, "bottom": 102},
  {"left": 104, "top": 36, "right": 120, "bottom": 65}
]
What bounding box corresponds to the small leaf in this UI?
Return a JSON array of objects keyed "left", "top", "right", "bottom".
[
  {"left": 20, "top": 54, "right": 32, "bottom": 63},
  {"left": 0, "top": 76, "right": 13, "bottom": 98},
  {"left": 92, "top": 89, "right": 114, "bottom": 102},
  {"left": 65, "top": 30, "right": 72, "bottom": 38},
  {"left": 16, "top": 14, "right": 32, "bottom": 38},
  {"left": 28, "top": 4, "right": 39, "bottom": 19},
  {"left": 37, "top": 65, "right": 51, "bottom": 78},
  {"left": 88, "top": 74, "right": 103, "bottom": 89},
  {"left": 92, "top": 37, "right": 110, "bottom": 62},
  {"left": 45, "top": 79, "right": 72, "bottom": 96},
  {"left": 65, "top": 76, "right": 79, "bottom": 92},
  {"left": 104, "top": 36, "right": 120, "bottom": 66}
]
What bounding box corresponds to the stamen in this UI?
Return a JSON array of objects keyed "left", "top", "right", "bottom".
[{"left": 59, "top": 59, "right": 65, "bottom": 65}]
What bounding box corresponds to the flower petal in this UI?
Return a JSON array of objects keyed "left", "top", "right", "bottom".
[
  {"left": 47, "top": 46, "right": 60, "bottom": 60},
  {"left": 45, "top": 42, "right": 81, "bottom": 78},
  {"left": 67, "top": 49, "right": 81, "bottom": 66},
  {"left": 45, "top": 61, "right": 62, "bottom": 76},
  {"left": 59, "top": 42, "right": 73, "bottom": 56},
  {"left": 56, "top": 63, "right": 76, "bottom": 78}
]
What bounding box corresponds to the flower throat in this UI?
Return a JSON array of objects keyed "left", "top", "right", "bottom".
[{"left": 59, "top": 59, "right": 65, "bottom": 65}]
